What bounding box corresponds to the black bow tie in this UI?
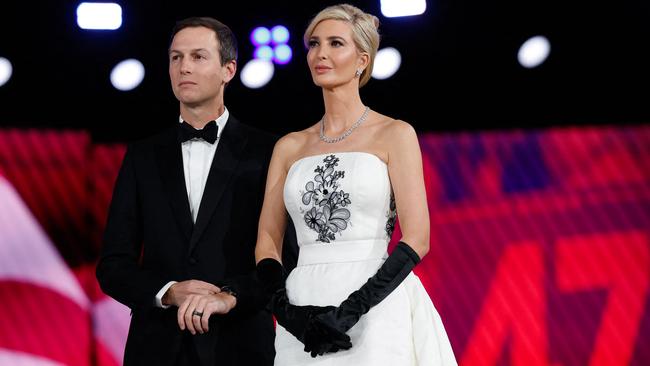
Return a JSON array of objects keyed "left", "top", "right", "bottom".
[{"left": 178, "top": 120, "right": 218, "bottom": 144}]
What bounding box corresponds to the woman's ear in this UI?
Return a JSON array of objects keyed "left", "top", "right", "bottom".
[{"left": 357, "top": 52, "right": 370, "bottom": 72}]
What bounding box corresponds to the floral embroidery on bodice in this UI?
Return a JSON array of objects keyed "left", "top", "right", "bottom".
[
  {"left": 284, "top": 152, "right": 396, "bottom": 246},
  {"left": 300, "top": 155, "right": 351, "bottom": 243}
]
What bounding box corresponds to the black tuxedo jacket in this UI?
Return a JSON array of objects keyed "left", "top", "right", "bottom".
[{"left": 97, "top": 116, "right": 295, "bottom": 366}]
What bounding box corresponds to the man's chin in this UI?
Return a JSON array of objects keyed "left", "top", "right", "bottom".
[{"left": 177, "top": 96, "right": 203, "bottom": 108}]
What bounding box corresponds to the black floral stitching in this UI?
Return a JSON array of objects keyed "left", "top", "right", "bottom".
[
  {"left": 385, "top": 192, "right": 397, "bottom": 238},
  {"left": 301, "top": 155, "right": 351, "bottom": 243}
]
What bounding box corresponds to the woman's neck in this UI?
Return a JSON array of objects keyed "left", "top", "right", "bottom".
[{"left": 321, "top": 88, "right": 365, "bottom": 133}]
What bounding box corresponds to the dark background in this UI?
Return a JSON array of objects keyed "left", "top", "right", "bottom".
[{"left": 1, "top": 0, "right": 649, "bottom": 142}]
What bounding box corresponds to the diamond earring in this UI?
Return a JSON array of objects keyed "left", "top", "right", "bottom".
[{"left": 355, "top": 69, "right": 362, "bottom": 77}]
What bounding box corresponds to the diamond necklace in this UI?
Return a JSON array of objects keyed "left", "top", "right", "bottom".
[{"left": 319, "top": 106, "right": 370, "bottom": 143}]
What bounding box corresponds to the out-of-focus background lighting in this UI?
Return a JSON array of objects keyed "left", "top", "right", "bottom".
[
  {"left": 110, "top": 59, "right": 145, "bottom": 91},
  {"left": 76, "top": 2, "right": 123, "bottom": 30}
]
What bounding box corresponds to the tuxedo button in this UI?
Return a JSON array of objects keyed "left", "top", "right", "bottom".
[{"left": 188, "top": 257, "right": 198, "bottom": 265}]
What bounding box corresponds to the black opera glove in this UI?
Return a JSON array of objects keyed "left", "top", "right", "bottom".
[
  {"left": 308, "top": 241, "right": 421, "bottom": 350},
  {"left": 271, "top": 287, "right": 351, "bottom": 355},
  {"left": 256, "top": 257, "right": 286, "bottom": 297},
  {"left": 256, "top": 258, "right": 351, "bottom": 354},
  {"left": 303, "top": 312, "right": 353, "bottom": 357}
]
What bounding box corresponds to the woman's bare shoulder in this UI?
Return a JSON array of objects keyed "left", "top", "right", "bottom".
[
  {"left": 371, "top": 112, "right": 416, "bottom": 140},
  {"left": 274, "top": 124, "right": 319, "bottom": 168}
]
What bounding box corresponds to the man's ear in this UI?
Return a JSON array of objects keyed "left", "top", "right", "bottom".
[{"left": 222, "top": 59, "right": 237, "bottom": 84}]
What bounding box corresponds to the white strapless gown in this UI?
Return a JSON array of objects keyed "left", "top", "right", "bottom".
[{"left": 275, "top": 152, "right": 457, "bottom": 366}]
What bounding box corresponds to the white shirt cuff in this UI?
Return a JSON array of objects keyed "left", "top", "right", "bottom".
[{"left": 155, "top": 281, "right": 177, "bottom": 308}]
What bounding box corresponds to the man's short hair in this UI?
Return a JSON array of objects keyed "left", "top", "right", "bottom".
[{"left": 170, "top": 17, "right": 238, "bottom": 65}]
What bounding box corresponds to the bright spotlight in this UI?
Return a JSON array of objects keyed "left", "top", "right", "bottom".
[
  {"left": 241, "top": 59, "right": 274, "bottom": 89},
  {"left": 273, "top": 45, "right": 293, "bottom": 65},
  {"left": 381, "top": 0, "right": 426, "bottom": 17},
  {"left": 254, "top": 46, "right": 274, "bottom": 61},
  {"left": 110, "top": 59, "right": 145, "bottom": 91},
  {"left": 518, "top": 35, "right": 551, "bottom": 68},
  {"left": 251, "top": 27, "right": 271, "bottom": 46},
  {"left": 0, "top": 57, "right": 12, "bottom": 87},
  {"left": 76, "top": 2, "right": 122, "bottom": 30},
  {"left": 271, "top": 25, "right": 290, "bottom": 44},
  {"left": 372, "top": 47, "right": 401, "bottom": 80}
]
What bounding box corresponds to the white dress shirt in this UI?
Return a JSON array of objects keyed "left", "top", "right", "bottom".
[
  {"left": 181, "top": 109, "right": 229, "bottom": 223},
  {"left": 155, "top": 107, "right": 229, "bottom": 308}
]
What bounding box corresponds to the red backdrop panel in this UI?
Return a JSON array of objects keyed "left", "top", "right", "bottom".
[{"left": 1, "top": 125, "right": 648, "bottom": 365}]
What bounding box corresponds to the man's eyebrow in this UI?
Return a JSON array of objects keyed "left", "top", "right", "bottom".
[{"left": 168, "top": 48, "right": 209, "bottom": 54}]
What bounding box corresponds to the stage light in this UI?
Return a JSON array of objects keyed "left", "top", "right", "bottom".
[
  {"left": 381, "top": 0, "right": 426, "bottom": 17},
  {"left": 76, "top": 2, "right": 122, "bottom": 30},
  {"left": 240, "top": 59, "right": 274, "bottom": 89},
  {"left": 251, "top": 27, "right": 271, "bottom": 46},
  {"left": 518, "top": 35, "right": 551, "bottom": 68},
  {"left": 254, "top": 45, "right": 274, "bottom": 61},
  {"left": 0, "top": 57, "right": 12, "bottom": 87},
  {"left": 110, "top": 59, "right": 145, "bottom": 91},
  {"left": 372, "top": 47, "right": 401, "bottom": 80},
  {"left": 273, "top": 44, "right": 293, "bottom": 65},
  {"left": 271, "top": 25, "right": 290, "bottom": 44}
]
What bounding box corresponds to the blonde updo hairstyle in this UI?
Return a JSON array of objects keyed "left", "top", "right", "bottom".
[{"left": 303, "top": 4, "right": 380, "bottom": 87}]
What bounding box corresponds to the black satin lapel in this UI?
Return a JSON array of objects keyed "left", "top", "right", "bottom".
[
  {"left": 156, "top": 142, "right": 193, "bottom": 242},
  {"left": 188, "top": 119, "right": 248, "bottom": 253}
]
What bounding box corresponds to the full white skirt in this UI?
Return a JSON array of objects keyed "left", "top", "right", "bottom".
[{"left": 274, "top": 258, "right": 457, "bottom": 366}]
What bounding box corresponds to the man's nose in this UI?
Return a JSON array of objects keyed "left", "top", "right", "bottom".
[{"left": 180, "top": 58, "right": 192, "bottom": 74}]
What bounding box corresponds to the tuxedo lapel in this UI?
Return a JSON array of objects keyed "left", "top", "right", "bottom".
[
  {"left": 155, "top": 130, "right": 193, "bottom": 243},
  {"left": 188, "top": 117, "right": 248, "bottom": 254}
]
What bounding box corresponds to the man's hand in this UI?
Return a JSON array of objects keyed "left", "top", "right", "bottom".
[
  {"left": 177, "top": 292, "right": 237, "bottom": 334},
  {"left": 162, "top": 280, "right": 221, "bottom": 307}
]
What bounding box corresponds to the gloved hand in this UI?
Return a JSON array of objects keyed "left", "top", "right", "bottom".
[
  {"left": 256, "top": 258, "right": 351, "bottom": 356},
  {"left": 306, "top": 241, "right": 421, "bottom": 349},
  {"left": 303, "top": 313, "right": 352, "bottom": 357}
]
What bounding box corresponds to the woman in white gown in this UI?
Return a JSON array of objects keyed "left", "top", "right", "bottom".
[
  {"left": 255, "top": 4, "right": 457, "bottom": 365},
  {"left": 183, "top": 3, "right": 458, "bottom": 365}
]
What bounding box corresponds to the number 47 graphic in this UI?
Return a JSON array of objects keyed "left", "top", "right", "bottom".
[{"left": 460, "top": 232, "right": 649, "bottom": 366}]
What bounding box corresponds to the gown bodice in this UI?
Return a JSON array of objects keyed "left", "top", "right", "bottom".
[{"left": 284, "top": 152, "right": 396, "bottom": 248}]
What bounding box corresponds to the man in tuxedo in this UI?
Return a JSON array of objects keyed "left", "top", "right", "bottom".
[{"left": 97, "top": 17, "right": 294, "bottom": 366}]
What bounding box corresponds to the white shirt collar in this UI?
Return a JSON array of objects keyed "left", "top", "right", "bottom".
[{"left": 178, "top": 107, "right": 229, "bottom": 139}]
